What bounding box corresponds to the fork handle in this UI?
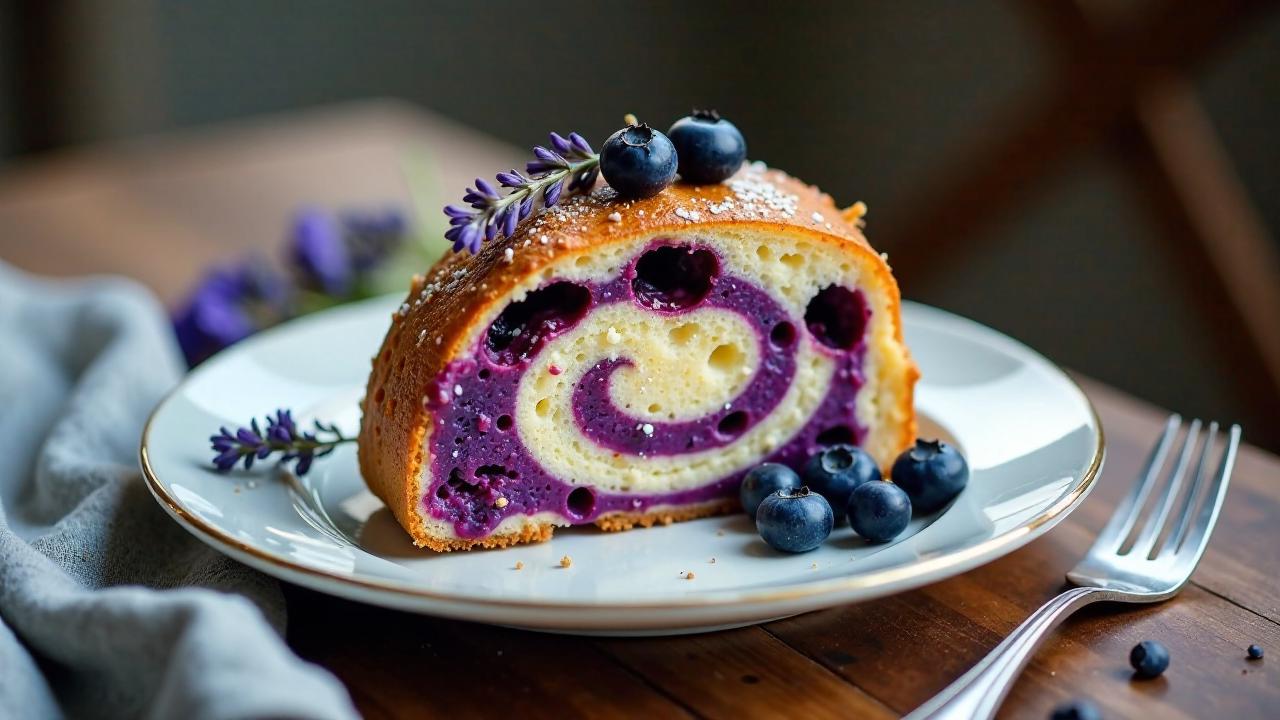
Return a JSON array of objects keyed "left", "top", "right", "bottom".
[{"left": 905, "top": 586, "right": 1106, "bottom": 720}]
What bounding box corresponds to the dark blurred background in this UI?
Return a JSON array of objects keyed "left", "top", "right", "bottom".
[{"left": 1, "top": 0, "right": 1277, "bottom": 448}]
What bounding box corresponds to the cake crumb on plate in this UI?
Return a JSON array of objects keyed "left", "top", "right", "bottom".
[{"left": 560, "top": 555, "right": 572, "bottom": 568}]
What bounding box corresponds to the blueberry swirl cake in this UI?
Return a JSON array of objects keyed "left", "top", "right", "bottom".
[{"left": 358, "top": 164, "right": 918, "bottom": 550}]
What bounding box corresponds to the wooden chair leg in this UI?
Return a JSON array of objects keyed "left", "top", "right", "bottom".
[{"left": 1114, "top": 79, "right": 1280, "bottom": 444}]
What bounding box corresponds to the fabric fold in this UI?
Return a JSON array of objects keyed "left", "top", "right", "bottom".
[{"left": 0, "top": 263, "right": 357, "bottom": 720}]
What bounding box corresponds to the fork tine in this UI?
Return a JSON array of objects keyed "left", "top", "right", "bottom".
[
  {"left": 1130, "top": 419, "right": 1201, "bottom": 558},
  {"left": 1091, "top": 414, "right": 1180, "bottom": 553},
  {"left": 1158, "top": 421, "right": 1217, "bottom": 558},
  {"left": 1171, "top": 424, "right": 1240, "bottom": 573}
]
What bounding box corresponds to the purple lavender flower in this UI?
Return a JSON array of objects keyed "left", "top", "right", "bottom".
[
  {"left": 173, "top": 260, "right": 291, "bottom": 367},
  {"left": 210, "top": 409, "right": 352, "bottom": 476},
  {"left": 288, "top": 208, "right": 351, "bottom": 295},
  {"left": 341, "top": 209, "right": 407, "bottom": 272},
  {"left": 288, "top": 207, "right": 407, "bottom": 292},
  {"left": 444, "top": 131, "right": 598, "bottom": 254}
]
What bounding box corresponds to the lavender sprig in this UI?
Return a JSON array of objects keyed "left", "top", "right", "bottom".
[
  {"left": 210, "top": 409, "right": 353, "bottom": 476},
  {"left": 444, "top": 131, "right": 598, "bottom": 254}
]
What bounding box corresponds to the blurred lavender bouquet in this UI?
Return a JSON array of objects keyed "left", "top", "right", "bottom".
[{"left": 173, "top": 207, "right": 440, "bottom": 366}]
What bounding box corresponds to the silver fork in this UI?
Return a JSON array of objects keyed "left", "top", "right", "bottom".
[{"left": 907, "top": 415, "right": 1241, "bottom": 720}]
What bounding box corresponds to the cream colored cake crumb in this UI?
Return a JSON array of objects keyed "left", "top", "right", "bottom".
[
  {"left": 606, "top": 326, "right": 622, "bottom": 344},
  {"left": 560, "top": 555, "right": 572, "bottom": 568},
  {"left": 514, "top": 561, "right": 524, "bottom": 570},
  {"left": 686, "top": 571, "right": 696, "bottom": 580}
]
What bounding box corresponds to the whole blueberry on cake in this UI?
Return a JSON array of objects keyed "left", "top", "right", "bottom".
[{"left": 357, "top": 115, "right": 918, "bottom": 551}]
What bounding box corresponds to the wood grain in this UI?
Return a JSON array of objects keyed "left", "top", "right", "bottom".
[{"left": 2, "top": 103, "right": 1277, "bottom": 719}]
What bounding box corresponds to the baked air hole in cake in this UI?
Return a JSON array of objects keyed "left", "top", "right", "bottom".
[
  {"left": 566, "top": 486, "right": 596, "bottom": 518},
  {"left": 486, "top": 281, "right": 591, "bottom": 366},
  {"left": 816, "top": 424, "right": 858, "bottom": 447},
  {"left": 805, "top": 285, "right": 868, "bottom": 351},
  {"left": 716, "top": 410, "right": 750, "bottom": 438},
  {"left": 769, "top": 321, "right": 797, "bottom": 348},
  {"left": 631, "top": 245, "right": 718, "bottom": 311}
]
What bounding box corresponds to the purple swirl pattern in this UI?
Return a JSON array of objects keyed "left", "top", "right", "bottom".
[{"left": 423, "top": 242, "right": 869, "bottom": 539}]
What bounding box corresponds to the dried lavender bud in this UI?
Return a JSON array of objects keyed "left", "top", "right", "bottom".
[
  {"left": 210, "top": 409, "right": 353, "bottom": 476},
  {"left": 443, "top": 131, "right": 599, "bottom": 254}
]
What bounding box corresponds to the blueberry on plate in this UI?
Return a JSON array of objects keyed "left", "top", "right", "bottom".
[
  {"left": 1247, "top": 644, "right": 1264, "bottom": 659},
  {"left": 1129, "top": 640, "right": 1170, "bottom": 678},
  {"left": 755, "top": 487, "right": 833, "bottom": 553},
  {"left": 667, "top": 109, "right": 747, "bottom": 185},
  {"left": 599, "top": 124, "right": 678, "bottom": 199},
  {"left": 890, "top": 439, "right": 969, "bottom": 515},
  {"left": 1050, "top": 699, "right": 1101, "bottom": 720},
  {"left": 803, "top": 444, "right": 881, "bottom": 524},
  {"left": 740, "top": 463, "right": 801, "bottom": 518},
  {"left": 847, "top": 480, "right": 911, "bottom": 543}
]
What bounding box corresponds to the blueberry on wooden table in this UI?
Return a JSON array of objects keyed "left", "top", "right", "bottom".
[
  {"left": 740, "top": 463, "right": 801, "bottom": 518},
  {"left": 755, "top": 486, "right": 833, "bottom": 553},
  {"left": 1129, "top": 640, "right": 1170, "bottom": 678},
  {"left": 1050, "top": 699, "right": 1102, "bottom": 720},
  {"left": 802, "top": 444, "right": 881, "bottom": 524},
  {"left": 1247, "top": 644, "right": 1264, "bottom": 659}
]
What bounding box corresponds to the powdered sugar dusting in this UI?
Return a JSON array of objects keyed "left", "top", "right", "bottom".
[{"left": 728, "top": 164, "right": 799, "bottom": 219}]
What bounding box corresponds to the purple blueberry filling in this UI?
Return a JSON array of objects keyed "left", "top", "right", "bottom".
[{"left": 423, "top": 241, "right": 869, "bottom": 539}]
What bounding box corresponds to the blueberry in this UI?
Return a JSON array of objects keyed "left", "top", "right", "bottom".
[
  {"left": 1247, "top": 644, "right": 1264, "bottom": 659},
  {"left": 599, "top": 124, "right": 678, "bottom": 199},
  {"left": 1050, "top": 699, "right": 1101, "bottom": 720},
  {"left": 1129, "top": 640, "right": 1169, "bottom": 678},
  {"left": 667, "top": 109, "right": 747, "bottom": 185},
  {"left": 740, "top": 463, "right": 801, "bottom": 518},
  {"left": 890, "top": 439, "right": 969, "bottom": 515},
  {"left": 803, "top": 444, "right": 881, "bottom": 524},
  {"left": 755, "top": 487, "right": 833, "bottom": 553},
  {"left": 847, "top": 481, "right": 912, "bottom": 543}
]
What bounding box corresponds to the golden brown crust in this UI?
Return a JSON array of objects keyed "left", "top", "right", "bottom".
[
  {"left": 593, "top": 500, "right": 739, "bottom": 532},
  {"left": 414, "top": 521, "right": 555, "bottom": 553},
  {"left": 409, "top": 500, "right": 739, "bottom": 552},
  {"left": 357, "top": 164, "right": 918, "bottom": 549}
]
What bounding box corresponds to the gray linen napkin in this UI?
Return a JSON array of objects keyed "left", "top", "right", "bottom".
[{"left": 0, "top": 262, "right": 358, "bottom": 720}]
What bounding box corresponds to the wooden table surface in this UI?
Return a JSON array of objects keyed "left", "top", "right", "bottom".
[{"left": 2, "top": 102, "right": 1276, "bottom": 719}]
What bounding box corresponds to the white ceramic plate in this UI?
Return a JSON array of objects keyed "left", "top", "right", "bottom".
[{"left": 141, "top": 295, "right": 1102, "bottom": 635}]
